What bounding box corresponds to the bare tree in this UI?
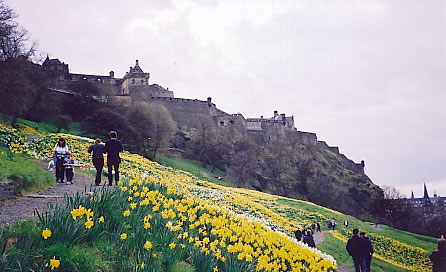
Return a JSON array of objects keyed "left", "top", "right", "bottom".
[
  {"left": 127, "top": 102, "right": 176, "bottom": 160},
  {"left": 0, "top": 0, "right": 36, "bottom": 61}
]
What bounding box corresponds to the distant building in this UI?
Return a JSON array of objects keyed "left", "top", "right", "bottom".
[{"left": 407, "top": 183, "right": 446, "bottom": 215}]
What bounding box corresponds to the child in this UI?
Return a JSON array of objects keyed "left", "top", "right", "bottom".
[{"left": 64, "top": 152, "right": 75, "bottom": 185}]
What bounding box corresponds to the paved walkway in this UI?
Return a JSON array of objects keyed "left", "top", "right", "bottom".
[{"left": 0, "top": 164, "right": 107, "bottom": 227}]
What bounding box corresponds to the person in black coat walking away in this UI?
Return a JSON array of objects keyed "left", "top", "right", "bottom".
[
  {"left": 316, "top": 222, "right": 321, "bottom": 232},
  {"left": 295, "top": 229, "right": 302, "bottom": 242},
  {"left": 104, "top": 131, "right": 124, "bottom": 186},
  {"left": 346, "top": 228, "right": 367, "bottom": 272},
  {"left": 430, "top": 235, "right": 446, "bottom": 272},
  {"left": 88, "top": 138, "right": 105, "bottom": 186},
  {"left": 303, "top": 231, "right": 316, "bottom": 248},
  {"left": 361, "top": 232, "right": 374, "bottom": 272}
]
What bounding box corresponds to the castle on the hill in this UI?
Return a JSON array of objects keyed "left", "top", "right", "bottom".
[
  {"left": 41, "top": 57, "right": 366, "bottom": 175},
  {"left": 407, "top": 184, "right": 446, "bottom": 216}
]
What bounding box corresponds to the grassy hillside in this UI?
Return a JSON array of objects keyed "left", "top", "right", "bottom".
[{"left": 0, "top": 121, "right": 436, "bottom": 271}]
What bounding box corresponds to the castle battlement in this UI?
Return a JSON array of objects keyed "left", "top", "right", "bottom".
[{"left": 41, "top": 57, "right": 334, "bottom": 149}]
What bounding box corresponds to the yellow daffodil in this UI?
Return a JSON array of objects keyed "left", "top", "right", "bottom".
[
  {"left": 42, "top": 228, "right": 52, "bottom": 239},
  {"left": 85, "top": 219, "right": 94, "bottom": 229},
  {"left": 144, "top": 241, "right": 152, "bottom": 250},
  {"left": 49, "top": 256, "right": 60, "bottom": 270}
]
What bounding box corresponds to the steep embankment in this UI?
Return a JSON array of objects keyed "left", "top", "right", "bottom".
[{"left": 0, "top": 122, "right": 436, "bottom": 271}]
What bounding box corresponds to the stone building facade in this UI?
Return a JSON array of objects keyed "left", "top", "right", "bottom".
[{"left": 408, "top": 184, "right": 446, "bottom": 216}]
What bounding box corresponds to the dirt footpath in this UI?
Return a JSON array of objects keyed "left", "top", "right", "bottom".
[{"left": 0, "top": 165, "right": 105, "bottom": 227}]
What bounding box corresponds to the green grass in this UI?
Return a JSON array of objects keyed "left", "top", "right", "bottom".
[
  {"left": 156, "top": 155, "right": 228, "bottom": 186},
  {"left": 0, "top": 147, "right": 54, "bottom": 194},
  {"left": 0, "top": 113, "right": 83, "bottom": 136},
  {"left": 169, "top": 261, "right": 195, "bottom": 272},
  {"left": 318, "top": 232, "right": 411, "bottom": 272},
  {"left": 19, "top": 119, "right": 83, "bottom": 136}
]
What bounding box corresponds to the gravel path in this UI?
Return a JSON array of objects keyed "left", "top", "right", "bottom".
[{"left": 0, "top": 164, "right": 105, "bottom": 227}]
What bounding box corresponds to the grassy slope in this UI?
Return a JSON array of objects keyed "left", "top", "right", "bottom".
[
  {"left": 317, "top": 232, "right": 411, "bottom": 272},
  {"left": 156, "top": 155, "right": 228, "bottom": 186},
  {"left": 1, "top": 119, "right": 436, "bottom": 271},
  {"left": 277, "top": 198, "right": 436, "bottom": 252},
  {"left": 153, "top": 156, "right": 436, "bottom": 271},
  {"left": 0, "top": 147, "right": 54, "bottom": 194},
  {"left": 152, "top": 155, "right": 437, "bottom": 253}
]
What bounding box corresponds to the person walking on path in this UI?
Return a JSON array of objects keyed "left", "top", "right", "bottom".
[
  {"left": 430, "top": 235, "right": 446, "bottom": 272},
  {"left": 346, "top": 228, "right": 367, "bottom": 272},
  {"left": 361, "top": 232, "right": 373, "bottom": 272},
  {"left": 303, "top": 232, "right": 316, "bottom": 248},
  {"left": 294, "top": 229, "right": 302, "bottom": 242},
  {"left": 88, "top": 138, "right": 105, "bottom": 186},
  {"left": 316, "top": 222, "right": 321, "bottom": 232},
  {"left": 104, "top": 131, "right": 124, "bottom": 186},
  {"left": 332, "top": 220, "right": 336, "bottom": 230},
  {"left": 52, "top": 137, "right": 69, "bottom": 183}
]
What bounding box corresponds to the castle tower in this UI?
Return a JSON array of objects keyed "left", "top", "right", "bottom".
[
  {"left": 42, "top": 55, "right": 69, "bottom": 76},
  {"left": 121, "top": 59, "right": 150, "bottom": 95}
]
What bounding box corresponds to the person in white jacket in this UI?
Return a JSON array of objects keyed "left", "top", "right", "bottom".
[{"left": 51, "top": 137, "right": 69, "bottom": 183}]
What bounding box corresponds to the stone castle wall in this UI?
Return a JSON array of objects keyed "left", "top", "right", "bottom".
[
  {"left": 40, "top": 58, "right": 367, "bottom": 170},
  {"left": 143, "top": 96, "right": 219, "bottom": 129}
]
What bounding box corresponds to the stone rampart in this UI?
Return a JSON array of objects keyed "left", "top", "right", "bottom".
[
  {"left": 144, "top": 97, "right": 218, "bottom": 129},
  {"left": 317, "top": 141, "right": 364, "bottom": 174}
]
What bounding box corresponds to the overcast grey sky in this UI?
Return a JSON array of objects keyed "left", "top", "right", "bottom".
[{"left": 9, "top": 0, "right": 446, "bottom": 197}]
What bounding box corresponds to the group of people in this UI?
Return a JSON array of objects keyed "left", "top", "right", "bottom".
[
  {"left": 346, "top": 229, "right": 374, "bottom": 272},
  {"left": 294, "top": 222, "right": 321, "bottom": 248},
  {"left": 327, "top": 219, "right": 336, "bottom": 230},
  {"left": 51, "top": 131, "right": 124, "bottom": 186},
  {"left": 52, "top": 137, "right": 74, "bottom": 184}
]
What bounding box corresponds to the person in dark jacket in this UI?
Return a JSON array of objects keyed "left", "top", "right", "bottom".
[
  {"left": 295, "top": 229, "right": 302, "bottom": 241},
  {"left": 430, "top": 235, "right": 446, "bottom": 272},
  {"left": 360, "top": 232, "right": 374, "bottom": 272},
  {"left": 104, "top": 131, "right": 124, "bottom": 186},
  {"left": 346, "top": 229, "right": 367, "bottom": 272},
  {"left": 303, "top": 232, "right": 316, "bottom": 248},
  {"left": 88, "top": 138, "right": 105, "bottom": 186},
  {"left": 316, "top": 222, "right": 321, "bottom": 232}
]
